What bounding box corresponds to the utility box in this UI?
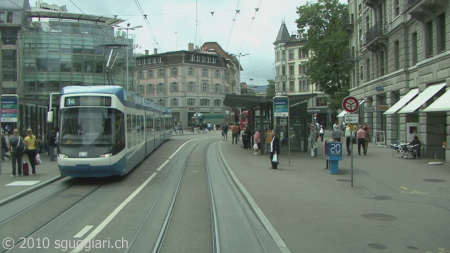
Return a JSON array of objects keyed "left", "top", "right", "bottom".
[{"left": 326, "top": 142, "right": 342, "bottom": 174}]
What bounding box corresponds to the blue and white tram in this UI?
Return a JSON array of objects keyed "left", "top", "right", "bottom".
[{"left": 57, "top": 85, "right": 172, "bottom": 177}]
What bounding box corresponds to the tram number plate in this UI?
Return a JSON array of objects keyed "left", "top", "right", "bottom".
[{"left": 79, "top": 152, "right": 88, "bottom": 157}]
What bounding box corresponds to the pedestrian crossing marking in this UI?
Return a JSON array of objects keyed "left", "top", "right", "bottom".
[{"left": 6, "top": 181, "right": 40, "bottom": 186}]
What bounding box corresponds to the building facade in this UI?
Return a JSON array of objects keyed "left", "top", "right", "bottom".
[
  {"left": 345, "top": 0, "right": 449, "bottom": 159},
  {"left": 273, "top": 22, "right": 332, "bottom": 129},
  {"left": 134, "top": 43, "right": 240, "bottom": 129},
  {"left": 1, "top": 0, "right": 134, "bottom": 138}
]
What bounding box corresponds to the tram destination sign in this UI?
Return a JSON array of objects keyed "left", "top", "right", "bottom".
[{"left": 273, "top": 96, "right": 289, "bottom": 117}]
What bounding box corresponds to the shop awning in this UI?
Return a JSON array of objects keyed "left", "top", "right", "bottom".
[
  {"left": 398, "top": 83, "right": 446, "bottom": 114},
  {"left": 383, "top": 89, "right": 419, "bottom": 115},
  {"left": 423, "top": 86, "right": 450, "bottom": 112}
]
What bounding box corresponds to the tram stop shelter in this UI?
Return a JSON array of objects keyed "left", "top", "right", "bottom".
[{"left": 223, "top": 93, "right": 317, "bottom": 153}]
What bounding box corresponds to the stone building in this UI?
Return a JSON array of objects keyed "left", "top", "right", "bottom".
[
  {"left": 345, "top": 0, "right": 449, "bottom": 159},
  {"left": 134, "top": 42, "right": 240, "bottom": 129}
]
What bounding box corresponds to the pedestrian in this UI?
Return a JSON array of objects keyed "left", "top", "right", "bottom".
[
  {"left": 332, "top": 124, "right": 342, "bottom": 142},
  {"left": 410, "top": 135, "right": 422, "bottom": 158},
  {"left": 253, "top": 130, "right": 261, "bottom": 155},
  {"left": 222, "top": 122, "right": 229, "bottom": 141},
  {"left": 357, "top": 125, "right": 367, "bottom": 156},
  {"left": 265, "top": 129, "right": 272, "bottom": 154},
  {"left": 231, "top": 123, "right": 239, "bottom": 144},
  {"left": 270, "top": 129, "right": 280, "bottom": 169},
  {"left": 1, "top": 132, "right": 11, "bottom": 161},
  {"left": 319, "top": 125, "right": 324, "bottom": 141},
  {"left": 24, "top": 128, "right": 38, "bottom": 174},
  {"left": 345, "top": 124, "right": 352, "bottom": 156},
  {"left": 364, "top": 123, "right": 370, "bottom": 153},
  {"left": 49, "top": 130, "right": 57, "bottom": 161},
  {"left": 8, "top": 129, "right": 23, "bottom": 177},
  {"left": 178, "top": 122, "right": 183, "bottom": 135}
]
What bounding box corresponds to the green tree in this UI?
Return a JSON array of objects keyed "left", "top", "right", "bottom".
[
  {"left": 296, "top": 0, "right": 350, "bottom": 112},
  {"left": 266, "top": 79, "right": 276, "bottom": 97}
]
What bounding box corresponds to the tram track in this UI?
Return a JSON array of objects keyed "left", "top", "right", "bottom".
[
  {"left": 0, "top": 179, "right": 105, "bottom": 253},
  {"left": 127, "top": 137, "right": 281, "bottom": 252}
]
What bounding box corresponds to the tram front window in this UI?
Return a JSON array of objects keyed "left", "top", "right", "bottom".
[{"left": 60, "top": 108, "right": 116, "bottom": 146}]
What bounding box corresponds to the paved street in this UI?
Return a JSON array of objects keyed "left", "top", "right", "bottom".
[{"left": 1, "top": 130, "right": 450, "bottom": 252}]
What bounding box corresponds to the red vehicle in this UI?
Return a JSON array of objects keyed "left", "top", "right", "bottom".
[{"left": 239, "top": 110, "right": 249, "bottom": 130}]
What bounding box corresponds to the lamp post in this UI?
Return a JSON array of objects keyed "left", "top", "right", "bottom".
[{"left": 117, "top": 23, "right": 142, "bottom": 91}]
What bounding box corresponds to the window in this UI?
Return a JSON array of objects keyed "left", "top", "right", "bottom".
[
  {"left": 191, "top": 55, "right": 195, "bottom": 61},
  {"left": 215, "top": 70, "right": 220, "bottom": 78},
  {"left": 158, "top": 83, "right": 164, "bottom": 94},
  {"left": 202, "top": 82, "right": 209, "bottom": 93},
  {"left": 158, "top": 68, "right": 165, "bottom": 78},
  {"left": 170, "top": 82, "right": 178, "bottom": 92},
  {"left": 147, "top": 84, "right": 154, "bottom": 95},
  {"left": 380, "top": 51, "right": 385, "bottom": 76},
  {"left": 2, "top": 49, "right": 17, "bottom": 81},
  {"left": 289, "top": 65, "right": 294, "bottom": 75},
  {"left": 288, "top": 50, "right": 294, "bottom": 60},
  {"left": 411, "top": 33, "right": 417, "bottom": 65},
  {"left": 188, "top": 82, "right": 196, "bottom": 92},
  {"left": 215, "top": 83, "right": 221, "bottom": 93},
  {"left": 298, "top": 64, "right": 303, "bottom": 75},
  {"left": 393, "top": 0, "right": 399, "bottom": 17},
  {"left": 188, "top": 67, "right": 194, "bottom": 76},
  {"left": 360, "top": 65, "right": 364, "bottom": 80},
  {"left": 0, "top": 12, "right": 5, "bottom": 23},
  {"left": 147, "top": 70, "right": 153, "bottom": 78},
  {"left": 1, "top": 29, "right": 17, "bottom": 45},
  {"left": 171, "top": 98, "right": 178, "bottom": 107},
  {"left": 425, "top": 21, "right": 433, "bottom": 58},
  {"left": 316, "top": 97, "right": 328, "bottom": 107},
  {"left": 202, "top": 68, "right": 208, "bottom": 77},
  {"left": 7, "top": 12, "right": 13, "bottom": 23},
  {"left": 200, "top": 99, "right": 210, "bottom": 106},
  {"left": 394, "top": 40, "right": 399, "bottom": 70},
  {"left": 146, "top": 58, "right": 151, "bottom": 64},
  {"left": 214, "top": 99, "right": 221, "bottom": 106},
  {"left": 187, "top": 98, "right": 196, "bottom": 106},
  {"left": 171, "top": 67, "right": 178, "bottom": 76},
  {"left": 138, "top": 71, "right": 144, "bottom": 79},
  {"left": 303, "top": 80, "right": 308, "bottom": 91},
  {"left": 289, "top": 81, "right": 294, "bottom": 92},
  {"left": 281, "top": 66, "right": 285, "bottom": 75},
  {"left": 366, "top": 58, "right": 370, "bottom": 81},
  {"left": 437, "top": 14, "right": 446, "bottom": 53},
  {"left": 158, "top": 99, "right": 165, "bottom": 106}
]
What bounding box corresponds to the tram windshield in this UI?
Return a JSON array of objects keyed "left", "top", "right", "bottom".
[{"left": 60, "top": 107, "right": 121, "bottom": 146}]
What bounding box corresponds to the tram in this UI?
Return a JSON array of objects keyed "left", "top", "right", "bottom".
[{"left": 55, "top": 85, "right": 172, "bottom": 177}]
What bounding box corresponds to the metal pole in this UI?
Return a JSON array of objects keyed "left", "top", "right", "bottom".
[
  {"left": 126, "top": 29, "right": 129, "bottom": 90},
  {"left": 350, "top": 126, "right": 354, "bottom": 187}
]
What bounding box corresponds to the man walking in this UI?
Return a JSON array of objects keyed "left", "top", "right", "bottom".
[
  {"left": 8, "top": 129, "right": 23, "bottom": 177},
  {"left": 357, "top": 125, "right": 367, "bottom": 156}
]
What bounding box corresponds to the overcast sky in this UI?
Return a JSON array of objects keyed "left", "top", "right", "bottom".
[{"left": 53, "top": 0, "right": 324, "bottom": 86}]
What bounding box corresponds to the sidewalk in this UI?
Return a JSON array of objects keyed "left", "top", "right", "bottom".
[
  {"left": 219, "top": 131, "right": 450, "bottom": 252},
  {"left": 0, "top": 152, "right": 61, "bottom": 206}
]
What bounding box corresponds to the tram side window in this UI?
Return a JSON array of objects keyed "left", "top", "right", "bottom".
[
  {"left": 112, "top": 110, "right": 125, "bottom": 154},
  {"left": 127, "top": 114, "right": 132, "bottom": 148}
]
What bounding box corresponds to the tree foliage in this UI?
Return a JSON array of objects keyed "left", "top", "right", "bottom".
[
  {"left": 296, "top": 0, "right": 351, "bottom": 112},
  {"left": 266, "top": 79, "right": 276, "bottom": 97}
]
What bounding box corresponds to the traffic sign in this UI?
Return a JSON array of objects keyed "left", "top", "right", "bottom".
[
  {"left": 342, "top": 96, "right": 359, "bottom": 113},
  {"left": 344, "top": 113, "right": 359, "bottom": 124}
]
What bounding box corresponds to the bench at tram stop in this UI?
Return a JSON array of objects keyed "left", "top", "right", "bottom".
[{"left": 325, "top": 140, "right": 343, "bottom": 174}]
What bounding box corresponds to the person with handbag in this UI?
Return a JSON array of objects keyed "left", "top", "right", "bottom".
[
  {"left": 253, "top": 130, "right": 261, "bottom": 155},
  {"left": 270, "top": 129, "right": 281, "bottom": 169},
  {"left": 24, "top": 128, "right": 38, "bottom": 175}
]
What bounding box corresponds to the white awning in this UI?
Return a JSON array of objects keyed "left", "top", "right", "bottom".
[
  {"left": 423, "top": 86, "right": 450, "bottom": 112},
  {"left": 398, "top": 83, "right": 446, "bottom": 114},
  {"left": 384, "top": 89, "right": 419, "bottom": 115},
  {"left": 337, "top": 110, "right": 347, "bottom": 117}
]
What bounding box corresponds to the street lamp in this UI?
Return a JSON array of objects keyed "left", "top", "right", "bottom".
[
  {"left": 117, "top": 23, "right": 143, "bottom": 91},
  {"left": 231, "top": 53, "right": 249, "bottom": 94}
]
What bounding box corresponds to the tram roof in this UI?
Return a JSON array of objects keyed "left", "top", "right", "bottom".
[{"left": 223, "top": 93, "right": 317, "bottom": 109}]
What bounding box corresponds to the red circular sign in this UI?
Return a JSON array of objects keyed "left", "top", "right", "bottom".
[{"left": 342, "top": 96, "right": 359, "bottom": 113}]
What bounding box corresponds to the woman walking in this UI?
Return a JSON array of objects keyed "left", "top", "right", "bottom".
[
  {"left": 24, "top": 128, "right": 38, "bottom": 174},
  {"left": 253, "top": 130, "right": 261, "bottom": 155}
]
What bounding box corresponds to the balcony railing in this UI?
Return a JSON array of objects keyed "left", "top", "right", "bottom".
[{"left": 365, "top": 22, "right": 386, "bottom": 45}]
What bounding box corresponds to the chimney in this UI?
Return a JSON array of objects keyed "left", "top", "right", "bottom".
[
  {"left": 188, "top": 43, "right": 194, "bottom": 51},
  {"left": 154, "top": 48, "right": 158, "bottom": 55},
  {"left": 145, "top": 50, "right": 149, "bottom": 55}
]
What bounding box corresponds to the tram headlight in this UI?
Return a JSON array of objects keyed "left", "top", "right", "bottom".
[{"left": 99, "top": 153, "right": 113, "bottom": 158}]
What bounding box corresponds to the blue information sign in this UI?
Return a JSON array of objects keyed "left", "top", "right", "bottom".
[
  {"left": 273, "top": 96, "right": 289, "bottom": 117},
  {"left": 1, "top": 95, "right": 19, "bottom": 123},
  {"left": 327, "top": 142, "right": 342, "bottom": 161}
]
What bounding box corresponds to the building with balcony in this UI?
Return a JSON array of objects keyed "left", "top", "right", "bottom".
[
  {"left": 273, "top": 22, "right": 331, "bottom": 129},
  {"left": 134, "top": 42, "right": 240, "bottom": 129},
  {"left": 346, "top": 0, "right": 449, "bottom": 159}
]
